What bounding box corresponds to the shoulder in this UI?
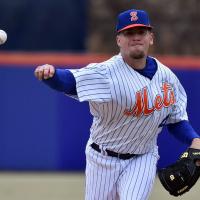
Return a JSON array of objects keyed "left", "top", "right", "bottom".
[
  {"left": 83, "top": 55, "right": 118, "bottom": 70},
  {"left": 85, "top": 54, "right": 122, "bottom": 74},
  {"left": 152, "top": 57, "right": 179, "bottom": 80},
  {"left": 102, "top": 54, "right": 123, "bottom": 67},
  {"left": 71, "top": 54, "right": 122, "bottom": 79}
]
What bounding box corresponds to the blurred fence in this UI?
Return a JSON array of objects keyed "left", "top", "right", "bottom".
[{"left": 1, "top": 52, "right": 200, "bottom": 171}]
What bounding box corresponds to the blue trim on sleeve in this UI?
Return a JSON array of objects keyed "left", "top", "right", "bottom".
[
  {"left": 167, "top": 120, "right": 200, "bottom": 145},
  {"left": 42, "top": 69, "right": 77, "bottom": 95}
]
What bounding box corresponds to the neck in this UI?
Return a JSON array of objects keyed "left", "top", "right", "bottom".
[{"left": 122, "top": 54, "right": 147, "bottom": 70}]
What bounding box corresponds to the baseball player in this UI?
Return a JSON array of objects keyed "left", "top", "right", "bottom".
[{"left": 34, "top": 9, "right": 200, "bottom": 200}]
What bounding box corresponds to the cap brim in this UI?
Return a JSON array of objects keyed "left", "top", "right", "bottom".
[{"left": 117, "top": 24, "right": 152, "bottom": 33}]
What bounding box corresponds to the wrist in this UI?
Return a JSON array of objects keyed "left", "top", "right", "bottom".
[{"left": 190, "top": 137, "right": 200, "bottom": 149}]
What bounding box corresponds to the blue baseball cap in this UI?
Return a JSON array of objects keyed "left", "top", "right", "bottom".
[{"left": 116, "top": 9, "right": 152, "bottom": 33}]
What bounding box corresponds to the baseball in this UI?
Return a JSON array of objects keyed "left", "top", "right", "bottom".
[{"left": 0, "top": 30, "right": 7, "bottom": 45}]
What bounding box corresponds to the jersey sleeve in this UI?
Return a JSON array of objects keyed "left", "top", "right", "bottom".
[
  {"left": 166, "top": 77, "right": 188, "bottom": 124},
  {"left": 69, "top": 63, "right": 111, "bottom": 102}
]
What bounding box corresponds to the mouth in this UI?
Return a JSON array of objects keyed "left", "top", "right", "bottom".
[{"left": 130, "top": 43, "right": 143, "bottom": 47}]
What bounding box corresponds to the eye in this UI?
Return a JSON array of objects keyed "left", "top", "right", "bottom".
[
  {"left": 122, "top": 29, "right": 148, "bottom": 36},
  {"left": 137, "top": 29, "right": 148, "bottom": 35},
  {"left": 122, "top": 30, "right": 133, "bottom": 36}
]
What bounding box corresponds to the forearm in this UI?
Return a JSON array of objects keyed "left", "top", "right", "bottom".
[
  {"left": 167, "top": 120, "right": 200, "bottom": 145},
  {"left": 42, "top": 69, "right": 77, "bottom": 95}
]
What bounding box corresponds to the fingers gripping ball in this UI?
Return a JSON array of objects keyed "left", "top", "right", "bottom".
[
  {"left": 158, "top": 148, "right": 200, "bottom": 196},
  {"left": 0, "top": 30, "right": 7, "bottom": 45}
]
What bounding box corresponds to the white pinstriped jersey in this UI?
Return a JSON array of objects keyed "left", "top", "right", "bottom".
[{"left": 70, "top": 54, "right": 188, "bottom": 154}]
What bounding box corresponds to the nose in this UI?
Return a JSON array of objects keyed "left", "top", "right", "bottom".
[{"left": 131, "top": 33, "right": 142, "bottom": 40}]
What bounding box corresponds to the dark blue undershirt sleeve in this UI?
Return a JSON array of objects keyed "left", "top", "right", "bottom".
[
  {"left": 167, "top": 120, "right": 200, "bottom": 145},
  {"left": 42, "top": 69, "right": 77, "bottom": 95}
]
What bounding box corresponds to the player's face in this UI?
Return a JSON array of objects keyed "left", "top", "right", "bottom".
[{"left": 116, "top": 27, "right": 153, "bottom": 59}]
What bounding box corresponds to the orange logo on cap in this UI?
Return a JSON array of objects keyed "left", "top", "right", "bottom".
[{"left": 130, "top": 11, "right": 138, "bottom": 21}]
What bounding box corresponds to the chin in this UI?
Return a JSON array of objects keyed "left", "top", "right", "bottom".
[{"left": 130, "top": 51, "right": 145, "bottom": 59}]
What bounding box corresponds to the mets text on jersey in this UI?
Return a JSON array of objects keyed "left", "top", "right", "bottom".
[{"left": 124, "top": 82, "right": 175, "bottom": 117}]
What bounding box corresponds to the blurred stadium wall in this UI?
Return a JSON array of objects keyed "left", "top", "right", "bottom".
[
  {"left": 1, "top": 0, "right": 200, "bottom": 54},
  {"left": 0, "top": 1, "right": 200, "bottom": 171},
  {"left": 0, "top": 0, "right": 87, "bottom": 51}
]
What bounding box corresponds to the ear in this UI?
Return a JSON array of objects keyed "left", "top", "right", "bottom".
[
  {"left": 116, "top": 35, "right": 121, "bottom": 47},
  {"left": 149, "top": 32, "right": 154, "bottom": 45}
]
